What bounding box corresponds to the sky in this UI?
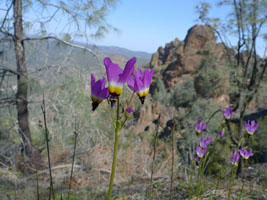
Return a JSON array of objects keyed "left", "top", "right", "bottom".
[
  {"left": 0, "top": 0, "right": 265, "bottom": 55},
  {"left": 93, "top": 0, "right": 232, "bottom": 53}
]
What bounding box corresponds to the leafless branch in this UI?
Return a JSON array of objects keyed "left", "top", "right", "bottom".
[
  {"left": 24, "top": 36, "right": 103, "bottom": 71},
  {"left": 0, "top": 0, "right": 13, "bottom": 30}
]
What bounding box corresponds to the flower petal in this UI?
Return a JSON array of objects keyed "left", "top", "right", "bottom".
[
  {"left": 144, "top": 69, "right": 154, "bottom": 89},
  {"left": 127, "top": 75, "right": 135, "bottom": 91},
  {"left": 104, "top": 57, "right": 122, "bottom": 83},
  {"left": 118, "top": 57, "right": 136, "bottom": 83}
]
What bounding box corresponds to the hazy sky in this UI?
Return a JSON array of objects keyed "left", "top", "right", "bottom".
[{"left": 93, "top": 0, "right": 232, "bottom": 53}]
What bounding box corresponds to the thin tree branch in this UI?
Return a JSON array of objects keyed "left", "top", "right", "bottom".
[
  {"left": 0, "top": 0, "right": 13, "bottom": 30},
  {"left": 41, "top": 94, "right": 55, "bottom": 200},
  {"left": 24, "top": 36, "right": 103, "bottom": 71}
]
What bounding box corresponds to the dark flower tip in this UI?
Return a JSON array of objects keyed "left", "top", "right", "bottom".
[
  {"left": 110, "top": 100, "right": 116, "bottom": 107},
  {"left": 92, "top": 102, "right": 99, "bottom": 111},
  {"left": 139, "top": 96, "right": 146, "bottom": 104}
]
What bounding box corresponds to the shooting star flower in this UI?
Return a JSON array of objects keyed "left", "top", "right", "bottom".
[
  {"left": 245, "top": 120, "right": 259, "bottom": 136},
  {"left": 195, "top": 120, "right": 206, "bottom": 134},
  {"left": 104, "top": 57, "right": 136, "bottom": 96},
  {"left": 196, "top": 146, "right": 207, "bottom": 159},
  {"left": 222, "top": 107, "right": 233, "bottom": 120},
  {"left": 90, "top": 74, "right": 110, "bottom": 111},
  {"left": 199, "top": 136, "right": 212, "bottom": 148},
  {"left": 239, "top": 148, "right": 253, "bottom": 160},
  {"left": 230, "top": 151, "right": 240, "bottom": 166},
  {"left": 127, "top": 68, "right": 155, "bottom": 104}
]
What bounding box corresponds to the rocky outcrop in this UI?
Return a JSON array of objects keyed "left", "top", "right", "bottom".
[
  {"left": 150, "top": 38, "right": 184, "bottom": 68},
  {"left": 132, "top": 102, "right": 177, "bottom": 135},
  {"left": 149, "top": 24, "right": 229, "bottom": 89},
  {"left": 183, "top": 25, "right": 215, "bottom": 54}
]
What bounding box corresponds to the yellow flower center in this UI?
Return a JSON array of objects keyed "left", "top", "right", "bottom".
[
  {"left": 108, "top": 85, "right": 123, "bottom": 95},
  {"left": 137, "top": 89, "right": 149, "bottom": 97},
  {"left": 91, "top": 96, "right": 103, "bottom": 104}
]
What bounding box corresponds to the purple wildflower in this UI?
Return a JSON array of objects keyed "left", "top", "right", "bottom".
[
  {"left": 222, "top": 107, "right": 233, "bottom": 120},
  {"left": 125, "top": 106, "right": 133, "bottom": 118},
  {"left": 195, "top": 120, "right": 206, "bottom": 134},
  {"left": 199, "top": 136, "right": 213, "bottom": 148},
  {"left": 126, "top": 107, "right": 133, "bottom": 114},
  {"left": 219, "top": 130, "right": 225, "bottom": 137},
  {"left": 239, "top": 148, "right": 253, "bottom": 160},
  {"left": 104, "top": 57, "right": 136, "bottom": 96},
  {"left": 196, "top": 146, "right": 207, "bottom": 159},
  {"left": 230, "top": 151, "right": 240, "bottom": 166},
  {"left": 127, "top": 68, "right": 154, "bottom": 104},
  {"left": 245, "top": 120, "right": 259, "bottom": 136},
  {"left": 91, "top": 74, "right": 110, "bottom": 111}
]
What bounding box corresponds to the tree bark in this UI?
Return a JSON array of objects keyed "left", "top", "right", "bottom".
[{"left": 13, "top": 0, "right": 32, "bottom": 156}]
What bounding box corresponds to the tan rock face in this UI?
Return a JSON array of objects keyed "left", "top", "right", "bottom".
[
  {"left": 150, "top": 38, "right": 184, "bottom": 68},
  {"left": 149, "top": 24, "right": 229, "bottom": 91},
  {"left": 184, "top": 24, "right": 215, "bottom": 54},
  {"left": 133, "top": 102, "right": 177, "bottom": 135}
]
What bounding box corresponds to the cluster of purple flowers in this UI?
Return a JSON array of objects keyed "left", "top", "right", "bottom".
[
  {"left": 196, "top": 136, "right": 212, "bottom": 159},
  {"left": 222, "top": 107, "right": 259, "bottom": 136},
  {"left": 195, "top": 107, "right": 259, "bottom": 166},
  {"left": 90, "top": 57, "right": 154, "bottom": 110},
  {"left": 230, "top": 147, "right": 253, "bottom": 166}
]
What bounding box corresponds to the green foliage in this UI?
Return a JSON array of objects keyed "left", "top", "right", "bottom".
[
  {"left": 194, "top": 57, "right": 226, "bottom": 98},
  {"left": 152, "top": 78, "right": 171, "bottom": 105},
  {"left": 206, "top": 141, "right": 232, "bottom": 177},
  {"left": 170, "top": 77, "right": 196, "bottom": 108},
  {"left": 251, "top": 116, "right": 267, "bottom": 163},
  {"left": 27, "top": 77, "right": 42, "bottom": 95}
]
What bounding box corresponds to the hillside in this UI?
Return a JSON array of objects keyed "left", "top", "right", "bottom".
[
  {"left": 0, "top": 25, "right": 267, "bottom": 200},
  {"left": 0, "top": 39, "right": 151, "bottom": 71}
]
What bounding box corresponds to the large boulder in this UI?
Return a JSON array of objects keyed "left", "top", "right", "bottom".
[
  {"left": 150, "top": 38, "right": 184, "bottom": 68},
  {"left": 183, "top": 24, "right": 215, "bottom": 54},
  {"left": 149, "top": 24, "right": 221, "bottom": 88}
]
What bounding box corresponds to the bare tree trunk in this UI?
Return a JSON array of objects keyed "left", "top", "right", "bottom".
[{"left": 13, "top": 0, "right": 32, "bottom": 156}]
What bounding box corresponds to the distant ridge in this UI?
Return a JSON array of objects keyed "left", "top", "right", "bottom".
[{"left": 75, "top": 42, "right": 152, "bottom": 65}]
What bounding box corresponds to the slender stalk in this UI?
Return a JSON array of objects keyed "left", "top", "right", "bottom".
[
  {"left": 169, "top": 121, "right": 176, "bottom": 200},
  {"left": 149, "top": 114, "right": 161, "bottom": 199},
  {"left": 188, "top": 167, "right": 193, "bottom": 200},
  {"left": 68, "top": 117, "right": 78, "bottom": 200},
  {"left": 196, "top": 152, "right": 209, "bottom": 198},
  {"left": 36, "top": 170, "right": 40, "bottom": 200},
  {"left": 239, "top": 180, "right": 245, "bottom": 200},
  {"left": 107, "top": 97, "right": 121, "bottom": 200},
  {"left": 228, "top": 165, "right": 238, "bottom": 200},
  {"left": 127, "top": 91, "right": 135, "bottom": 107},
  {"left": 213, "top": 176, "right": 220, "bottom": 199},
  {"left": 14, "top": 180, "right": 17, "bottom": 200},
  {"left": 41, "top": 95, "right": 55, "bottom": 200}
]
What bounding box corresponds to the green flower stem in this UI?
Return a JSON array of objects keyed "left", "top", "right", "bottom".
[
  {"left": 239, "top": 159, "right": 248, "bottom": 199},
  {"left": 239, "top": 180, "right": 245, "bottom": 200},
  {"left": 149, "top": 114, "right": 161, "bottom": 199},
  {"left": 188, "top": 168, "right": 193, "bottom": 200},
  {"left": 169, "top": 121, "right": 176, "bottom": 200},
  {"left": 213, "top": 176, "right": 220, "bottom": 199},
  {"left": 228, "top": 165, "right": 238, "bottom": 200},
  {"left": 196, "top": 152, "right": 209, "bottom": 198},
  {"left": 108, "top": 97, "right": 121, "bottom": 200}
]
